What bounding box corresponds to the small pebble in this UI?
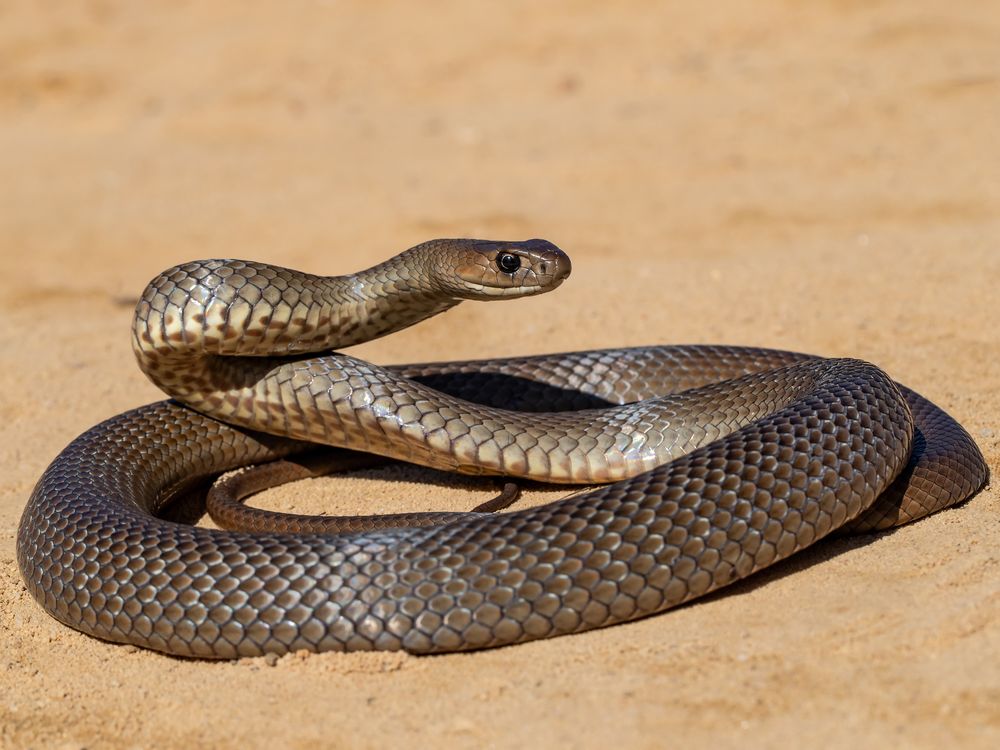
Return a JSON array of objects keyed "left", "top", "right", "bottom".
[
  {"left": 264, "top": 652, "right": 280, "bottom": 667},
  {"left": 979, "top": 427, "right": 994, "bottom": 438}
]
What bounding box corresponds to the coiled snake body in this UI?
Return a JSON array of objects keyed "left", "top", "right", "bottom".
[{"left": 17, "top": 239, "right": 988, "bottom": 657}]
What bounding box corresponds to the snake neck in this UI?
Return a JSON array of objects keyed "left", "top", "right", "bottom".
[
  {"left": 339, "top": 249, "right": 464, "bottom": 345},
  {"left": 131, "top": 253, "right": 461, "bottom": 406}
]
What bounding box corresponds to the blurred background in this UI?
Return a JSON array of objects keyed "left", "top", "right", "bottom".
[{"left": 3, "top": 2, "right": 997, "bottom": 356}]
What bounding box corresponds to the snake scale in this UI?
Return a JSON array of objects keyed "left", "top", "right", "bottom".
[{"left": 17, "top": 239, "right": 988, "bottom": 658}]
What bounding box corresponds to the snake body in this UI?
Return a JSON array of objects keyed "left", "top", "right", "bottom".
[{"left": 17, "top": 240, "right": 988, "bottom": 657}]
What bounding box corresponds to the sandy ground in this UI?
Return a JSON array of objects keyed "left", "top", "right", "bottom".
[{"left": 1, "top": 1, "right": 998, "bottom": 748}]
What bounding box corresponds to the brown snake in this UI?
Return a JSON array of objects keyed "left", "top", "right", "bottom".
[{"left": 17, "top": 239, "right": 988, "bottom": 658}]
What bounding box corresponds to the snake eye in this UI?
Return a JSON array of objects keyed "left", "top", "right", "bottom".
[{"left": 497, "top": 252, "right": 521, "bottom": 274}]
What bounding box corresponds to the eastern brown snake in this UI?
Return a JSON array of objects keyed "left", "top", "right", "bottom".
[{"left": 17, "top": 239, "right": 988, "bottom": 657}]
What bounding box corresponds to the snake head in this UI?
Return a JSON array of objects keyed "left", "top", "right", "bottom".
[{"left": 433, "top": 238, "right": 572, "bottom": 299}]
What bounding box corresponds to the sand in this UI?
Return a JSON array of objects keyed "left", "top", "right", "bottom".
[{"left": 1, "top": 1, "right": 998, "bottom": 748}]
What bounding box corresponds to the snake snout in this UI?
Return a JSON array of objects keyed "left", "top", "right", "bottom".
[{"left": 527, "top": 238, "right": 572, "bottom": 285}]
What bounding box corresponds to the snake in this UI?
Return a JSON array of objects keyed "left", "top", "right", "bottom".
[{"left": 16, "top": 239, "right": 988, "bottom": 658}]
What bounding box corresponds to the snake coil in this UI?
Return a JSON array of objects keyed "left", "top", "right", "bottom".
[{"left": 17, "top": 239, "right": 988, "bottom": 657}]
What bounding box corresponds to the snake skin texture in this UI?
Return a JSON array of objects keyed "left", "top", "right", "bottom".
[{"left": 17, "top": 240, "right": 989, "bottom": 658}]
